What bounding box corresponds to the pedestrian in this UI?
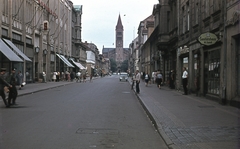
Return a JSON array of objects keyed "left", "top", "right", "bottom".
[
  {"left": 0, "top": 68, "right": 12, "bottom": 107},
  {"left": 152, "top": 71, "right": 156, "bottom": 84},
  {"left": 42, "top": 72, "right": 47, "bottom": 83},
  {"left": 70, "top": 71, "right": 74, "bottom": 81},
  {"left": 89, "top": 74, "right": 93, "bottom": 82},
  {"left": 56, "top": 72, "right": 60, "bottom": 82},
  {"left": 131, "top": 74, "right": 136, "bottom": 90},
  {"left": 16, "top": 71, "right": 23, "bottom": 89},
  {"left": 170, "top": 70, "right": 175, "bottom": 89},
  {"left": 7, "top": 68, "right": 18, "bottom": 106},
  {"left": 144, "top": 72, "right": 150, "bottom": 87},
  {"left": 182, "top": 67, "right": 188, "bottom": 95},
  {"left": 142, "top": 71, "right": 145, "bottom": 81},
  {"left": 52, "top": 71, "right": 57, "bottom": 82},
  {"left": 65, "top": 71, "right": 68, "bottom": 81},
  {"left": 135, "top": 70, "right": 140, "bottom": 94},
  {"left": 156, "top": 70, "right": 163, "bottom": 89},
  {"left": 83, "top": 73, "right": 86, "bottom": 83},
  {"left": 61, "top": 72, "right": 65, "bottom": 81},
  {"left": 76, "top": 71, "right": 81, "bottom": 82}
]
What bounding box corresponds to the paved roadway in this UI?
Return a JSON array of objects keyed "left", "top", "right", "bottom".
[
  {"left": 0, "top": 76, "right": 168, "bottom": 149},
  {"left": 1, "top": 75, "right": 240, "bottom": 149}
]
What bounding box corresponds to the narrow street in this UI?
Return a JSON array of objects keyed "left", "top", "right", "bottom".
[{"left": 1, "top": 76, "right": 168, "bottom": 149}]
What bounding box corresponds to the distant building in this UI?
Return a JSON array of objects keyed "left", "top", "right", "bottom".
[{"left": 102, "top": 14, "right": 130, "bottom": 71}]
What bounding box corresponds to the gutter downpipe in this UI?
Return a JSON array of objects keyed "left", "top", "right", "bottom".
[{"left": 222, "top": 0, "right": 227, "bottom": 105}]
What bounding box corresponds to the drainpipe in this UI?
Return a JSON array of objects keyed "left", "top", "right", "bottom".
[{"left": 222, "top": 0, "right": 227, "bottom": 105}]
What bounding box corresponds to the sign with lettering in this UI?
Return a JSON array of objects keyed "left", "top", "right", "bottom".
[{"left": 198, "top": 32, "right": 218, "bottom": 46}]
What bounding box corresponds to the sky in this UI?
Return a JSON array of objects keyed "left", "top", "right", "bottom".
[{"left": 70, "top": 0, "right": 158, "bottom": 53}]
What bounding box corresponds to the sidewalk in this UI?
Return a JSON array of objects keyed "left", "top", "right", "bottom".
[
  {"left": 17, "top": 77, "right": 99, "bottom": 96},
  {"left": 132, "top": 80, "right": 240, "bottom": 149}
]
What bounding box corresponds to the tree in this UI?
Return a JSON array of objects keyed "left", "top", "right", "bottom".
[
  {"left": 110, "top": 58, "right": 117, "bottom": 72},
  {"left": 120, "top": 60, "right": 128, "bottom": 72}
]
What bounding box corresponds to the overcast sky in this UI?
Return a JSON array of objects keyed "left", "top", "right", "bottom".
[{"left": 70, "top": 0, "right": 158, "bottom": 53}]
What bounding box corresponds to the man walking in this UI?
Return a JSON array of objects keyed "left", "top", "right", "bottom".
[
  {"left": 182, "top": 67, "right": 188, "bottom": 95},
  {"left": 7, "top": 68, "right": 18, "bottom": 105},
  {"left": 0, "top": 68, "right": 12, "bottom": 107},
  {"left": 135, "top": 70, "right": 140, "bottom": 94}
]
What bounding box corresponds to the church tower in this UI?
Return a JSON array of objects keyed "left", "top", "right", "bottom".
[{"left": 115, "top": 14, "right": 124, "bottom": 64}]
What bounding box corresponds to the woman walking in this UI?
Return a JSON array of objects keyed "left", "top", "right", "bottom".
[{"left": 156, "top": 70, "right": 163, "bottom": 89}]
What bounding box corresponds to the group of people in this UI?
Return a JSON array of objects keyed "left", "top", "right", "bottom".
[
  {"left": 0, "top": 68, "right": 24, "bottom": 107},
  {"left": 131, "top": 67, "right": 188, "bottom": 95},
  {"left": 44, "top": 71, "right": 89, "bottom": 83},
  {"left": 47, "top": 70, "right": 92, "bottom": 83}
]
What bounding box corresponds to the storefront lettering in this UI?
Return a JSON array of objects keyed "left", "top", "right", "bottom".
[{"left": 198, "top": 32, "right": 218, "bottom": 46}]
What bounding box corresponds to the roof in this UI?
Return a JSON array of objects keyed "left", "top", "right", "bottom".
[
  {"left": 102, "top": 48, "right": 115, "bottom": 53},
  {"left": 116, "top": 14, "right": 123, "bottom": 30}
]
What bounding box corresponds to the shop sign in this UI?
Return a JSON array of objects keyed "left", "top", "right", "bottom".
[{"left": 198, "top": 32, "right": 218, "bottom": 46}]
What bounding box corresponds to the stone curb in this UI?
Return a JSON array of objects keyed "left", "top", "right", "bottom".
[{"left": 128, "top": 80, "right": 176, "bottom": 149}]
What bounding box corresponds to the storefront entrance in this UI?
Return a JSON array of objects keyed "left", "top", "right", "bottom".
[{"left": 204, "top": 49, "right": 220, "bottom": 95}]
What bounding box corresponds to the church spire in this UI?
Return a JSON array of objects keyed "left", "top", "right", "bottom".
[{"left": 116, "top": 14, "right": 123, "bottom": 30}]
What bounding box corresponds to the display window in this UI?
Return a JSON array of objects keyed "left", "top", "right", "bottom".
[{"left": 204, "top": 49, "right": 220, "bottom": 95}]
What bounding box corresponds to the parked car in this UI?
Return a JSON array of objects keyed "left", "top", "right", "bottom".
[{"left": 119, "top": 73, "right": 128, "bottom": 81}]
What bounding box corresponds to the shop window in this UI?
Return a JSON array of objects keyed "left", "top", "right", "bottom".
[{"left": 206, "top": 50, "right": 220, "bottom": 95}]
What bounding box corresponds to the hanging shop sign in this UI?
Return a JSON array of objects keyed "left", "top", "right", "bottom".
[{"left": 198, "top": 32, "right": 218, "bottom": 46}]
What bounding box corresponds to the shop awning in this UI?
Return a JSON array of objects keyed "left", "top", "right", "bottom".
[
  {"left": 0, "top": 39, "right": 23, "bottom": 62},
  {"left": 70, "top": 58, "right": 86, "bottom": 69},
  {"left": 3, "top": 38, "right": 32, "bottom": 62},
  {"left": 56, "top": 54, "right": 74, "bottom": 67}
]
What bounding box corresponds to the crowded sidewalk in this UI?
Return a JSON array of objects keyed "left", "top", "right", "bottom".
[{"left": 131, "top": 79, "right": 240, "bottom": 149}]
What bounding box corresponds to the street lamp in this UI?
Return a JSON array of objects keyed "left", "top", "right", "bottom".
[
  {"left": 43, "top": 49, "right": 48, "bottom": 55},
  {"left": 35, "top": 47, "right": 40, "bottom": 53}
]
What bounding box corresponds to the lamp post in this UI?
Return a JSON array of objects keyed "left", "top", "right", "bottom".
[{"left": 35, "top": 46, "right": 40, "bottom": 82}]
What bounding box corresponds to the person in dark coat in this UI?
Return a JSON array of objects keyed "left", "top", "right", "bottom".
[
  {"left": 0, "top": 68, "right": 12, "bottom": 107},
  {"left": 7, "top": 68, "right": 18, "bottom": 105}
]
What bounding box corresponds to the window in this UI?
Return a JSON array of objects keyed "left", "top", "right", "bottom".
[
  {"left": 2, "top": 28, "right": 8, "bottom": 36},
  {"left": 12, "top": 32, "right": 22, "bottom": 41},
  {"left": 167, "top": 11, "right": 170, "bottom": 32},
  {"left": 117, "top": 37, "right": 122, "bottom": 41},
  {"left": 182, "top": 6, "right": 185, "bottom": 33},
  {"left": 26, "top": 37, "right": 32, "bottom": 44},
  {"left": 195, "top": 3, "right": 199, "bottom": 24}
]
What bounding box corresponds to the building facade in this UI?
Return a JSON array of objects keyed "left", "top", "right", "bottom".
[
  {"left": 138, "top": 15, "right": 155, "bottom": 75},
  {"left": 102, "top": 14, "right": 130, "bottom": 72},
  {"left": 131, "top": 0, "right": 239, "bottom": 107},
  {"left": 0, "top": 0, "right": 88, "bottom": 82}
]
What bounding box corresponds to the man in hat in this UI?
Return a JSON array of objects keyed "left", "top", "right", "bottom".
[
  {"left": 0, "top": 68, "right": 12, "bottom": 107},
  {"left": 7, "top": 68, "right": 18, "bottom": 105}
]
